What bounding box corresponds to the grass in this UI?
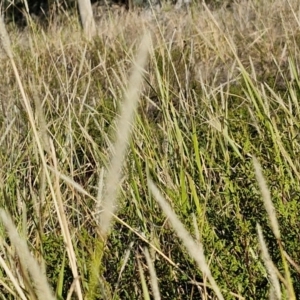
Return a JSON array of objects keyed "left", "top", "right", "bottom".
[{"left": 1, "top": 0, "right": 300, "bottom": 299}]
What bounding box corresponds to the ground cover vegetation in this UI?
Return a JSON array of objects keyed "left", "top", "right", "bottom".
[{"left": 0, "top": 0, "right": 300, "bottom": 299}]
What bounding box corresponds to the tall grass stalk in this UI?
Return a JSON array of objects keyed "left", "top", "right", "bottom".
[
  {"left": 98, "top": 33, "right": 151, "bottom": 237},
  {"left": 148, "top": 179, "right": 224, "bottom": 300},
  {"left": 138, "top": 258, "right": 151, "bottom": 300},
  {"left": 256, "top": 224, "right": 281, "bottom": 299},
  {"left": 0, "top": 15, "right": 83, "bottom": 300},
  {"left": 0, "top": 254, "right": 27, "bottom": 300},
  {"left": 86, "top": 33, "right": 151, "bottom": 298},
  {"left": 144, "top": 248, "right": 161, "bottom": 300},
  {"left": 0, "top": 209, "right": 55, "bottom": 300},
  {"left": 254, "top": 158, "right": 295, "bottom": 299}
]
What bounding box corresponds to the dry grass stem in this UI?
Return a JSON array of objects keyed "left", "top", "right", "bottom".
[
  {"left": 0, "top": 15, "right": 12, "bottom": 59},
  {"left": 0, "top": 254, "right": 27, "bottom": 300},
  {"left": 253, "top": 157, "right": 281, "bottom": 240},
  {"left": 99, "top": 33, "right": 151, "bottom": 237},
  {"left": 0, "top": 209, "right": 55, "bottom": 300},
  {"left": 1, "top": 17, "right": 84, "bottom": 299},
  {"left": 148, "top": 179, "right": 224, "bottom": 300},
  {"left": 284, "top": 251, "right": 300, "bottom": 274},
  {"left": 257, "top": 224, "right": 281, "bottom": 299},
  {"left": 49, "top": 139, "right": 83, "bottom": 300},
  {"left": 144, "top": 248, "right": 161, "bottom": 300}
]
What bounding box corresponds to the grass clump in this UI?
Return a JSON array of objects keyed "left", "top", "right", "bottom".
[{"left": 1, "top": 0, "right": 300, "bottom": 299}]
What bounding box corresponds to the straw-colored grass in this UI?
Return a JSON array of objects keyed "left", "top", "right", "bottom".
[{"left": 1, "top": 0, "right": 300, "bottom": 298}]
